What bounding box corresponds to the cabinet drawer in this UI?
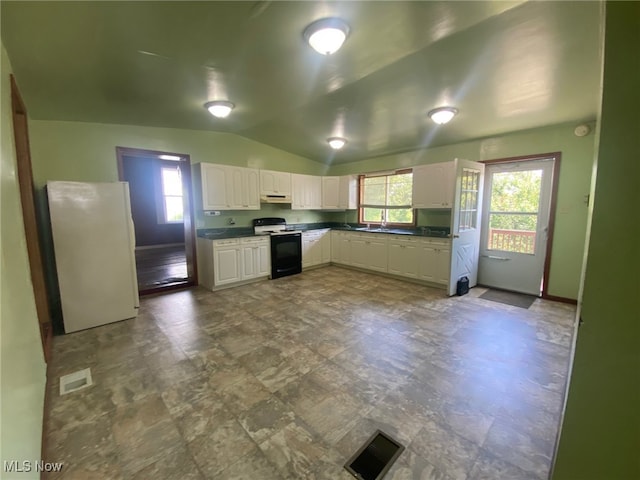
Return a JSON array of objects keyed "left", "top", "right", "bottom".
[
  {"left": 241, "top": 236, "right": 269, "bottom": 245},
  {"left": 303, "top": 229, "right": 328, "bottom": 239},
  {"left": 213, "top": 238, "right": 239, "bottom": 247},
  {"left": 389, "top": 237, "right": 418, "bottom": 246},
  {"left": 419, "top": 238, "right": 450, "bottom": 247}
]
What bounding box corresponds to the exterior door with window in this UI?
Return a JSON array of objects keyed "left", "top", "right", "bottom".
[
  {"left": 478, "top": 159, "right": 554, "bottom": 295},
  {"left": 449, "top": 159, "right": 485, "bottom": 296}
]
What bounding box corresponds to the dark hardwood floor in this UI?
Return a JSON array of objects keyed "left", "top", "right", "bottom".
[{"left": 135, "top": 244, "right": 187, "bottom": 291}]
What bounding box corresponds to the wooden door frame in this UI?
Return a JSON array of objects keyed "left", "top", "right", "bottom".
[
  {"left": 481, "top": 152, "right": 572, "bottom": 302},
  {"left": 116, "top": 146, "right": 198, "bottom": 295},
  {"left": 10, "top": 74, "right": 52, "bottom": 361}
]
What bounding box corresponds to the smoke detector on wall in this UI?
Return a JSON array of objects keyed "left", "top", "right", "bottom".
[{"left": 574, "top": 124, "right": 591, "bottom": 137}]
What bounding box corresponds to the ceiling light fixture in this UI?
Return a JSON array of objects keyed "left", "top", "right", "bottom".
[
  {"left": 204, "top": 100, "right": 235, "bottom": 118},
  {"left": 327, "top": 137, "right": 347, "bottom": 150},
  {"left": 304, "top": 18, "right": 350, "bottom": 55},
  {"left": 428, "top": 107, "right": 458, "bottom": 125},
  {"left": 159, "top": 154, "right": 181, "bottom": 161}
]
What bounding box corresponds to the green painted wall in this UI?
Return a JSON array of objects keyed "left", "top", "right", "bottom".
[
  {"left": 27, "top": 119, "right": 332, "bottom": 229},
  {"left": 28, "top": 119, "right": 329, "bottom": 186},
  {"left": 552, "top": 2, "right": 640, "bottom": 478},
  {"left": 0, "top": 43, "right": 47, "bottom": 479},
  {"left": 327, "top": 122, "right": 596, "bottom": 300}
]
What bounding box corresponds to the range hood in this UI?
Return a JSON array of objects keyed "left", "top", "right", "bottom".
[{"left": 260, "top": 194, "right": 291, "bottom": 204}]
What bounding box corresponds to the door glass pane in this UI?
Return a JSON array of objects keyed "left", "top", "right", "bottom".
[
  {"left": 487, "top": 169, "right": 542, "bottom": 254},
  {"left": 458, "top": 169, "right": 480, "bottom": 231},
  {"left": 490, "top": 170, "right": 541, "bottom": 212}
]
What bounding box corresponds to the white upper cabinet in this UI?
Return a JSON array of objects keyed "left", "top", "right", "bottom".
[
  {"left": 322, "top": 176, "right": 340, "bottom": 209},
  {"left": 292, "top": 174, "right": 322, "bottom": 210},
  {"left": 227, "top": 166, "right": 259, "bottom": 210},
  {"left": 322, "top": 175, "right": 358, "bottom": 210},
  {"left": 260, "top": 170, "right": 292, "bottom": 196},
  {"left": 199, "top": 163, "right": 259, "bottom": 210},
  {"left": 200, "top": 163, "right": 229, "bottom": 210},
  {"left": 338, "top": 175, "right": 358, "bottom": 209},
  {"left": 412, "top": 161, "right": 455, "bottom": 208}
]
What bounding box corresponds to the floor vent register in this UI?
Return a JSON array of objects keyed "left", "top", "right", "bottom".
[
  {"left": 344, "top": 430, "right": 405, "bottom": 480},
  {"left": 59, "top": 368, "right": 93, "bottom": 395}
]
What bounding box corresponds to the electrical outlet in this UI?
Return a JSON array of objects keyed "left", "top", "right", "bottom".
[
  {"left": 204, "top": 211, "right": 221, "bottom": 216},
  {"left": 228, "top": 217, "right": 236, "bottom": 225}
]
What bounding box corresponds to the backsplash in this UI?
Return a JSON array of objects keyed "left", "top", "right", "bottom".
[
  {"left": 195, "top": 203, "right": 328, "bottom": 229},
  {"left": 324, "top": 209, "right": 452, "bottom": 228},
  {"left": 416, "top": 209, "right": 451, "bottom": 227},
  {"left": 196, "top": 205, "right": 452, "bottom": 229}
]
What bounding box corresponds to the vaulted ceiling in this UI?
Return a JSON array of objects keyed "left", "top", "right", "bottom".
[{"left": 1, "top": 1, "right": 603, "bottom": 164}]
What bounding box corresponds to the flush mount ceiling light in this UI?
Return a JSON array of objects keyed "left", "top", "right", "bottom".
[
  {"left": 158, "top": 154, "right": 181, "bottom": 161},
  {"left": 304, "top": 18, "right": 350, "bottom": 55},
  {"left": 428, "top": 107, "right": 458, "bottom": 125},
  {"left": 327, "top": 137, "right": 347, "bottom": 150},
  {"left": 204, "top": 100, "right": 235, "bottom": 118}
]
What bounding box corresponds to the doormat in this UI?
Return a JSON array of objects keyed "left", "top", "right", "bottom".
[
  {"left": 344, "top": 430, "right": 404, "bottom": 480},
  {"left": 479, "top": 289, "right": 537, "bottom": 309}
]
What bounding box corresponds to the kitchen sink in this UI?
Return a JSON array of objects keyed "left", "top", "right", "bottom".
[
  {"left": 387, "top": 229, "right": 414, "bottom": 235},
  {"left": 354, "top": 227, "right": 413, "bottom": 235}
]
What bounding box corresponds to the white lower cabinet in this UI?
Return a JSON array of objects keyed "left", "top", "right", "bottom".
[
  {"left": 331, "top": 230, "right": 352, "bottom": 265},
  {"left": 241, "top": 237, "right": 270, "bottom": 279},
  {"left": 418, "top": 238, "right": 451, "bottom": 285},
  {"left": 330, "top": 230, "right": 449, "bottom": 287},
  {"left": 302, "top": 229, "right": 331, "bottom": 268},
  {"left": 198, "top": 236, "right": 270, "bottom": 290},
  {"left": 198, "top": 230, "right": 451, "bottom": 292},
  {"left": 349, "top": 233, "right": 388, "bottom": 273},
  {"left": 388, "top": 237, "right": 419, "bottom": 278},
  {"left": 213, "top": 240, "right": 242, "bottom": 286}
]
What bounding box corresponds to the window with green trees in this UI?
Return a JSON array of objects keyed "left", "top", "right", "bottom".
[{"left": 359, "top": 170, "right": 414, "bottom": 225}]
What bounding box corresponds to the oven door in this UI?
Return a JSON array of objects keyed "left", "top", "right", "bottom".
[{"left": 270, "top": 232, "right": 302, "bottom": 279}]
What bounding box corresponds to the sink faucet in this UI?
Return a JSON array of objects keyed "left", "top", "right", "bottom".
[{"left": 380, "top": 212, "right": 386, "bottom": 230}]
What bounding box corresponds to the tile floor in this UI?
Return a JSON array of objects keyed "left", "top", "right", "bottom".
[{"left": 43, "top": 266, "right": 576, "bottom": 479}]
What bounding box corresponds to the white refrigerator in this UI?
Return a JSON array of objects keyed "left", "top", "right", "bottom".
[{"left": 48, "top": 181, "right": 139, "bottom": 333}]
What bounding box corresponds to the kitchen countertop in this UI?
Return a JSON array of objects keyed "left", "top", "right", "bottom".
[
  {"left": 330, "top": 225, "right": 450, "bottom": 238},
  {"left": 198, "top": 223, "right": 450, "bottom": 240}
]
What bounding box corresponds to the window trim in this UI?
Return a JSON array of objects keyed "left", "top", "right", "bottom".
[{"left": 357, "top": 169, "right": 416, "bottom": 227}]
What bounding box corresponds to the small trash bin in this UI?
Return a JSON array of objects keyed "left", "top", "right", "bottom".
[{"left": 456, "top": 276, "right": 469, "bottom": 296}]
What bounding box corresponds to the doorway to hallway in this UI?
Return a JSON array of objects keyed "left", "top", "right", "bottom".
[
  {"left": 479, "top": 154, "right": 559, "bottom": 296},
  {"left": 116, "top": 147, "right": 197, "bottom": 294}
]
